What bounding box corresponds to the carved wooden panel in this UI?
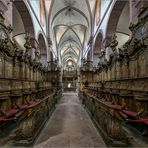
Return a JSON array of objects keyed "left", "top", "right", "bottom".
[
  {"left": 138, "top": 52, "right": 147, "bottom": 77},
  {"left": 5, "top": 61, "right": 13, "bottom": 78},
  {"left": 30, "top": 68, "right": 33, "bottom": 81},
  {"left": 122, "top": 63, "right": 128, "bottom": 79},
  {"left": 20, "top": 63, "right": 24, "bottom": 79},
  {"left": 111, "top": 64, "right": 115, "bottom": 80},
  {"left": 11, "top": 81, "right": 22, "bottom": 90},
  {"left": 0, "top": 80, "right": 10, "bottom": 92},
  {"left": 36, "top": 71, "right": 39, "bottom": 81},
  {"left": 101, "top": 71, "right": 104, "bottom": 81},
  {"left": 1, "top": 99, "right": 9, "bottom": 112},
  {"left": 17, "top": 96, "right": 23, "bottom": 106},
  {"left": 30, "top": 82, "right": 35, "bottom": 90},
  {"left": 22, "top": 81, "right": 30, "bottom": 90},
  {"left": 114, "top": 62, "right": 117, "bottom": 80},
  {"left": 14, "top": 63, "right": 20, "bottom": 79},
  {"left": 0, "top": 55, "right": 4, "bottom": 78},
  {"left": 116, "top": 61, "right": 120, "bottom": 80},
  {"left": 129, "top": 59, "right": 137, "bottom": 78},
  {"left": 132, "top": 80, "right": 147, "bottom": 92},
  {"left": 25, "top": 65, "right": 29, "bottom": 80},
  {"left": 33, "top": 71, "right": 36, "bottom": 81},
  {"left": 108, "top": 68, "right": 111, "bottom": 80},
  {"left": 39, "top": 72, "right": 42, "bottom": 81}
]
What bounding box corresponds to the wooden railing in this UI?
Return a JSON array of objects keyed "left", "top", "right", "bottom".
[{"left": 0, "top": 90, "right": 61, "bottom": 146}]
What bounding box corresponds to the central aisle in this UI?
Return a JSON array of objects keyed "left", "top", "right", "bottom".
[{"left": 34, "top": 92, "right": 106, "bottom": 148}]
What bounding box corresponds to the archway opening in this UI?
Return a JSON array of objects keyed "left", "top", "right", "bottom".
[
  {"left": 13, "top": 1, "right": 35, "bottom": 36},
  {"left": 12, "top": 1, "right": 35, "bottom": 55},
  {"left": 106, "top": 0, "right": 130, "bottom": 48},
  {"left": 93, "top": 32, "right": 103, "bottom": 66},
  {"left": 38, "top": 34, "right": 47, "bottom": 66}
]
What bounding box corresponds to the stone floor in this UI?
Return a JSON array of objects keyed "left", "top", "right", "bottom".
[{"left": 34, "top": 92, "right": 106, "bottom": 148}]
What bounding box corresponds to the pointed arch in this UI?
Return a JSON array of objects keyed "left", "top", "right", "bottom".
[{"left": 38, "top": 33, "right": 48, "bottom": 66}]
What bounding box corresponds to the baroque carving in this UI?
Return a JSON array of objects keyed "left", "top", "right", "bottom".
[
  {"left": 79, "top": 7, "right": 148, "bottom": 147},
  {"left": 0, "top": 12, "right": 62, "bottom": 147}
]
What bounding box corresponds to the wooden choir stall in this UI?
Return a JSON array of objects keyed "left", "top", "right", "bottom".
[
  {"left": 0, "top": 12, "right": 62, "bottom": 146},
  {"left": 79, "top": 7, "right": 148, "bottom": 147}
]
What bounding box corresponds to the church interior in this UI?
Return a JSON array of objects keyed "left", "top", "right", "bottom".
[{"left": 0, "top": 0, "right": 148, "bottom": 147}]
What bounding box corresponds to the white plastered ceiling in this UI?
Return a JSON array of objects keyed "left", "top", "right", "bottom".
[{"left": 49, "top": 0, "right": 93, "bottom": 69}]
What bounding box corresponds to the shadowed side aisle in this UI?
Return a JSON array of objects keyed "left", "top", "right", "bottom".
[{"left": 34, "top": 92, "right": 106, "bottom": 148}]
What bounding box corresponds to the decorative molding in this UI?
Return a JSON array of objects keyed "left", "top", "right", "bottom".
[{"left": 0, "top": 1, "right": 8, "bottom": 13}]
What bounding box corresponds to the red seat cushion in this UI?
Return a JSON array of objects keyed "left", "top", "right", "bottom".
[
  {"left": 127, "top": 118, "right": 148, "bottom": 124},
  {"left": 0, "top": 117, "right": 16, "bottom": 121},
  {"left": 6, "top": 109, "right": 19, "bottom": 116},
  {"left": 20, "top": 104, "right": 28, "bottom": 109},
  {"left": 123, "top": 110, "right": 137, "bottom": 117}
]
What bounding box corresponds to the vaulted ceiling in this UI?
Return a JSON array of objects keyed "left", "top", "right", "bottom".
[
  {"left": 49, "top": 0, "right": 95, "bottom": 70},
  {"left": 16, "top": 0, "right": 132, "bottom": 70},
  {"left": 29, "top": 0, "right": 97, "bottom": 70}
]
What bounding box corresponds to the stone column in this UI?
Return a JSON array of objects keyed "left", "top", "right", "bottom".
[
  {"left": 87, "top": 36, "right": 94, "bottom": 62},
  {"left": 47, "top": 38, "right": 52, "bottom": 62}
]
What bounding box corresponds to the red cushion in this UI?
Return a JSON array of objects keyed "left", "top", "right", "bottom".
[
  {"left": 127, "top": 118, "right": 148, "bottom": 124},
  {"left": 6, "top": 109, "right": 19, "bottom": 116},
  {"left": 123, "top": 110, "right": 137, "bottom": 117},
  {"left": 20, "top": 104, "right": 28, "bottom": 109},
  {"left": 102, "top": 101, "right": 121, "bottom": 109},
  {"left": 29, "top": 100, "right": 38, "bottom": 104},
  {"left": 0, "top": 117, "right": 16, "bottom": 121},
  {"left": 109, "top": 104, "right": 121, "bottom": 110}
]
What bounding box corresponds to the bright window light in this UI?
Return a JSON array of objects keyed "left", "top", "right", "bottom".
[
  {"left": 68, "top": 61, "right": 72, "bottom": 66},
  {"left": 68, "top": 83, "right": 71, "bottom": 88}
]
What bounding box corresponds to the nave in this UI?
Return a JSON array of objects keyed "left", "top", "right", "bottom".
[
  {"left": 3, "top": 92, "right": 106, "bottom": 148},
  {"left": 34, "top": 92, "right": 106, "bottom": 148},
  {"left": 0, "top": 0, "right": 148, "bottom": 147}
]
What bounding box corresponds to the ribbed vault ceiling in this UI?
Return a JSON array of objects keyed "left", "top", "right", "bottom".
[
  {"left": 50, "top": 0, "right": 93, "bottom": 70},
  {"left": 29, "top": 0, "right": 96, "bottom": 69}
]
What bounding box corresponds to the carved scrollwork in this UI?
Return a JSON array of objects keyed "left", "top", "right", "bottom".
[
  {"left": 1, "top": 39, "right": 15, "bottom": 57},
  {"left": 24, "top": 52, "right": 31, "bottom": 64},
  {"left": 17, "top": 50, "right": 24, "bottom": 62},
  {"left": 129, "top": 38, "right": 147, "bottom": 56},
  {"left": 24, "top": 34, "right": 32, "bottom": 54},
  {"left": 35, "top": 49, "right": 40, "bottom": 62},
  {"left": 115, "top": 48, "right": 124, "bottom": 61},
  {"left": 110, "top": 34, "right": 118, "bottom": 52},
  {"left": 128, "top": 7, "right": 148, "bottom": 56},
  {"left": 32, "top": 59, "right": 40, "bottom": 71},
  {"left": 0, "top": 11, "right": 14, "bottom": 57}
]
